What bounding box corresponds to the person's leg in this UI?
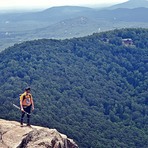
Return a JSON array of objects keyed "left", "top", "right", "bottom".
[
  {"left": 27, "top": 114, "right": 31, "bottom": 126},
  {"left": 20, "top": 111, "right": 25, "bottom": 126},
  {"left": 25, "top": 105, "right": 31, "bottom": 126}
]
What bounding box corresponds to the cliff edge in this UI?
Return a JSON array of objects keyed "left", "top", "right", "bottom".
[{"left": 0, "top": 119, "right": 78, "bottom": 148}]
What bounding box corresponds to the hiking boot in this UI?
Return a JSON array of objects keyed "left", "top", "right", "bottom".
[
  {"left": 20, "top": 122, "right": 23, "bottom": 127},
  {"left": 27, "top": 124, "right": 31, "bottom": 127}
]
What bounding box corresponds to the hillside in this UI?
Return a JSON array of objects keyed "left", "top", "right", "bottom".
[
  {"left": 0, "top": 119, "right": 78, "bottom": 148},
  {"left": 96, "top": 7, "right": 148, "bottom": 22},
  {"left": 0, "top": 28, "right": 148, "bottom": 147}
]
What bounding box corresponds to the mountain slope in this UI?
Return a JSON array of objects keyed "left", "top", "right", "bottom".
[
  {"left": 27, "top": 7, "right": 148, "bottom": 40},
  {"left": 96, "top": 7, "right": 148, "bottom": 22},
  {"left": 109, "top": 0, "right": 148, "bottom": 9},
  {"left": 0, "top": 28, "right": 148, "bottom": 147}
]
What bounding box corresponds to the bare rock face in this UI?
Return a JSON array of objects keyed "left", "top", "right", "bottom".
[{"left": 0, "top": 119, "right": 78, "bottom": 148}]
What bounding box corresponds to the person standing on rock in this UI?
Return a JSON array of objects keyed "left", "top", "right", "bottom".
[{"left": 20, "top": 87, "right": 34, "bottom": 127}]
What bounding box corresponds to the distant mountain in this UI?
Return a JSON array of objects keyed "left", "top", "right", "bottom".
[
  {"left": 0, "top": 6, "right": 148, "bottom": 51},
  {"left": 0, "top": 6, "right": 96, "bottom": 23},
  {"left": 42, "top": 6, "right": 95, "bottom": 15},
  {"left": 28, "top": 7, "right": 148, "bottom": 39},
  {"left": 95, "top": 7, "right": 148, "bottom": 22},
  {"left": 30, "top": 17, "right": 99, "bottom": 39},
  {"left": 109, "top": 0, "right": 148, "bottom": 9},
  {"left": 0, "top": 6, "right": 147, "bottom": 26}
]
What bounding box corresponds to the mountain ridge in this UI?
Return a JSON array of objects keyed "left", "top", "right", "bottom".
[{"left": 109, "top": 0, "right": 148, "bottom": 9}]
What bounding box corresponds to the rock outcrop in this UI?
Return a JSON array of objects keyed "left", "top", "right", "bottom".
[{"left": 0, "top": 119, "right": 78, "bottom": 148}]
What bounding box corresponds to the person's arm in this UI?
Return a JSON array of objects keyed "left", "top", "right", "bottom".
[
  {"left": 31, "top": 95, "right": 34, "bottom": 110},
  {"left": 20, "top": 95, "right": 24, "bottom": 112}
]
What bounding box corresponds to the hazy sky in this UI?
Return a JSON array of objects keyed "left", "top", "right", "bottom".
[{"left": 0, "top": 0, "right": 128, "bottom": 10}]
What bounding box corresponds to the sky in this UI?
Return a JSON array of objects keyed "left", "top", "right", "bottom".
[{"left": 0, "top": 0, "right": 128, "bottom": 10}]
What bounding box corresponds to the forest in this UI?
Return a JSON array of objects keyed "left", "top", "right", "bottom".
[{"left": 0, "top": 28, "right": 148, "bottom": 148}]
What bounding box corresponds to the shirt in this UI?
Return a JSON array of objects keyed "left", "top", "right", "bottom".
[{"left": 20, "top": 92, "right": 33, "bottom": 106}]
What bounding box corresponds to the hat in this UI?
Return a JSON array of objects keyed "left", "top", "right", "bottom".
[{"left": 25, "top": 87, "right": 31, "bottom": 91}]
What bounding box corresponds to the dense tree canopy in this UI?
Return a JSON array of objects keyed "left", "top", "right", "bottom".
[{"left": 0, "top": 28, "right": 148, "bottom": 148}]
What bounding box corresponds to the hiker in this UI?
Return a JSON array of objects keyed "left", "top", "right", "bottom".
[{"left": 20, "top": 87, "right": 34, "bottom": 126}]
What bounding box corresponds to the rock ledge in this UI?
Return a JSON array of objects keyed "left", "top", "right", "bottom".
[{"left": 0, "top": 119, "right": 78, "bottom": 148}]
